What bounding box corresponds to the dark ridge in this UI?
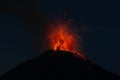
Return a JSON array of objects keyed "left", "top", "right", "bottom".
[{"left": 0, "top": 50, "right": 120, "bottom": 80}]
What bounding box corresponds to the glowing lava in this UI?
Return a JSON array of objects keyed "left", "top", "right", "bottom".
[{"left": 48, "top": 22, "right": 87, "bottom": 60}]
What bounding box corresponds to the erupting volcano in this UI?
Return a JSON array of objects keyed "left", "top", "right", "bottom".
[
  {"left": 0, "top": 21, "right": 120, "bottom": 80},
  {"left": 47, "top": 22, "right": 86, "bottom": 59}
]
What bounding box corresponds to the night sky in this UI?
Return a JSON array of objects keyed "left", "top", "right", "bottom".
[{"left": 0, "top": 0, "right": 120, "bottom": 75}]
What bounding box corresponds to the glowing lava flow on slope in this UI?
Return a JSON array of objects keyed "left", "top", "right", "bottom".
[{"left": 48, "top": 22, "right": 87, "bottom": 60}]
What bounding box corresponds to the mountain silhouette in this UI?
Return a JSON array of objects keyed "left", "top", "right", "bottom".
[{"left": 0, "top": 50, "right": 120, "bottom": 80}]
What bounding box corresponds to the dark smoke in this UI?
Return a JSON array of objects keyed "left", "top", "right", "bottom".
[{"left": 0, "top": 0, "right": 51, "bottom": 54}]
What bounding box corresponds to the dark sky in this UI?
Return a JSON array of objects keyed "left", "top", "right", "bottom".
[{"left": 0, "top": 0, "right": 120, "bottom": 75}]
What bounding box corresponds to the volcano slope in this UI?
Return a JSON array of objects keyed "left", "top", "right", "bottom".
[{"left": 0, "top": 50, "right": 120, "bottom": 80}]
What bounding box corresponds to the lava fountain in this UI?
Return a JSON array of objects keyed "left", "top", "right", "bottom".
[{"left": 47, "top": 21, "right": 87, "bottom": 60}]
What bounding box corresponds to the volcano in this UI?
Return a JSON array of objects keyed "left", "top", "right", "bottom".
[{"left": 0, "top": 50, "right": 120, "bottom": 80}]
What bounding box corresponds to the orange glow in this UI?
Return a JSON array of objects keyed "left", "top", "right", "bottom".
[{"left": 48, "top": 21, "right": 87, "bottom": 60}]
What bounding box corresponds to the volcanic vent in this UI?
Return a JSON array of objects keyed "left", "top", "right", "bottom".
[{"left": 47, "top": 21, "right": 86, "bottom": 60}]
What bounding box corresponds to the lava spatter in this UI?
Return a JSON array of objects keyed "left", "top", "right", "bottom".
[{"left": 47, "top": 21, "right": 87, "bottom": 60}]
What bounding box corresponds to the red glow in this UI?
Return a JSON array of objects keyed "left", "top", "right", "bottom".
[{"left": 48, "top": 21, "right": 87, "bottom": 60}]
